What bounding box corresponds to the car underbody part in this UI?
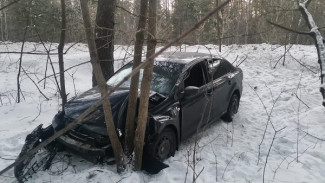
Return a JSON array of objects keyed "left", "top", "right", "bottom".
[
  {"left": 14, "top": 125, "right": 58, "bottom": 182},
  {"left": 17, "top": 149, "right": 57, "bottom": 182}
]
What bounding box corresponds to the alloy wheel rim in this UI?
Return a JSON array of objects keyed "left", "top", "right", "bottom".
[
  {"left": 231, "top": 98, "right": 238, "bottom": 115},
  {"left": 157, "top": 136, "right": 171, "bottom": 160}
]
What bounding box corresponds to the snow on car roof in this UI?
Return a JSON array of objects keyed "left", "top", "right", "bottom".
[{"left": 155, "top": 52, "right": 213, "bottom": 64}]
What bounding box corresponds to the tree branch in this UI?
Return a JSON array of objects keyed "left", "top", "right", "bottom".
[
  {"left": 0, "top": 0, "right": 21, "bottom": 11},
  {"left": 116, "top": 5, "right": 138, "bottom": 17},
  {"left": 267, "top": 20, "right": 311, "bottom": 35}
]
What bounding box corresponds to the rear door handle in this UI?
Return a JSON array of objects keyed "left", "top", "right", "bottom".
[{"left": 207, "top": 89, "right": 213, "bottom": 96}]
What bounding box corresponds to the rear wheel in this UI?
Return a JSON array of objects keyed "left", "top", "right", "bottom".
[
  {"left": 222, "top": 93, "right": 239, "bottom": 122},
  {"left": 151, "top": 128, "right": 176, "bottom": 161}
]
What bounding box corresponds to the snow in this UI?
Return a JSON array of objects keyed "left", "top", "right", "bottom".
[{"left": 0, "top": 42, "right": 324, "bottom": 183}]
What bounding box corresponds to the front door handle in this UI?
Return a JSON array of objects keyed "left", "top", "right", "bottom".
[{"left": 207, "top": 89, "right": 213, "bottom": 96}]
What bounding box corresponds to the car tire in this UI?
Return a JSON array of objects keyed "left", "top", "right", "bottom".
[
  {"left": 151, "top": 128, "right": 176, "bottom": 161},
  {"left": 14, "top": 125, "right": 57, "bottom": 182},
  {"left": 222, "top": 93, "right": 239, "bottom": 122}
]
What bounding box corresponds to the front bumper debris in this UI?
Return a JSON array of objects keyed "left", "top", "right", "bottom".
[{"left": 57, "top": 131, "right": 113, "bottom": 163}]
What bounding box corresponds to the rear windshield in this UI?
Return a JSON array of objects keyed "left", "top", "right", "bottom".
[{"left": 107, "top": 61, "right": 184, "bottom": 96}]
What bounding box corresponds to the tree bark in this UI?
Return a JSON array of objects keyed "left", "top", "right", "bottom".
[
  {"left": 215, "top": 0, "right": 222, "bottom": 51},
  {"left": 58, "top": 0, "right": 67, "bottom": 107},
  {"left": 92, "top": 0, "right": 115, "bottom": 87},
  {"left": 79, "top": 0, "right": 125, "bottom": 172},
  {"left": 134, "top": 0, "right": 157, "bottom": 170},
  {"left": 16, "top": 4, "right": 30, "bottom": 103},
  {"left": 298, "top": 0, "right": 325, "bottom": 107},
  {"left": 245, "top": 0, "right": 250, "bottom": 44},
  {"left": 124, "top": 0, "right": 148, "bottom": 155},
  {"left": 0, "top": 0, "right": 3, "bottom": 41}
]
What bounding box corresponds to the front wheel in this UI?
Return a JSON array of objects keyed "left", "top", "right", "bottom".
[
  {"left": 222, "top": 93, "right": 239, "bottom": 122},
  {"left": 151, "top": 128, "right": 177, "bottom": 161}
]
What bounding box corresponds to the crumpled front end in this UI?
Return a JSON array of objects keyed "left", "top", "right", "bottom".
[
  {"left": 51, "top": 87, "right": 130, "bottom": 162},
  {"left": 56, "top": 129, "right": 114, "bottom": 163},
  {"left": 50, "top": 86, "right": 169, "bottom": 162}
]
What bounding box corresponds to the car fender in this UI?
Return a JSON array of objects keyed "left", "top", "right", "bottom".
[
  {"left": 226, "top": 71, "right": 242, "bottom": 104},
  {"left": 149, "top": 102, "right": 181, "bottom": 148},
  {"left": 51, "top": 110, "right": 65, "bottom": 131}
]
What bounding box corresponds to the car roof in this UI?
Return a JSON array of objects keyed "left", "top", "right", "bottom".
[{"left": 155, "top": 52, "right": 213, "bottom": 65}]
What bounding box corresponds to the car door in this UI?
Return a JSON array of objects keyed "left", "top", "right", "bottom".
[
  {"left": 209, "top": 59, "right": 233, "bottom": 120},
  {"left": 180, "top": 61, "right": 212, "bottom": 140}
]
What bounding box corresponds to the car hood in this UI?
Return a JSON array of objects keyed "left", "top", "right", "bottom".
[
  {"left": 65, "top": 86, "right": 128, "bottom": 119},
  {"left": 63, "top": 86, "right": 129, "bottom": 136},
  {"left": 63, "top": 86, "right": 166, "bottom": 136}
]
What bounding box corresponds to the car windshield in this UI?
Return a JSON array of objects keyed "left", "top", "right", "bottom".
[{"left": 107, "top": 61, "right": 185, "bottom": 96}]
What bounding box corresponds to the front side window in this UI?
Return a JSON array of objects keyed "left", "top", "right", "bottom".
[
  {"left": 184, "top": 62, "right": 208, "bottom": 88},
  {"left": 107, "top": 61, "right": 184, "bottom": 96}
]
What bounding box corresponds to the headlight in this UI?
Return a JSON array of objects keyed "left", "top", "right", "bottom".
[{"left": 51, "top": 111, "right": 65, "bottom": 131}]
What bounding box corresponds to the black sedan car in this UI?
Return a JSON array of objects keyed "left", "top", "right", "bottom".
[{"left": 14, "top": 52, "right": 243, "bottom": 181}]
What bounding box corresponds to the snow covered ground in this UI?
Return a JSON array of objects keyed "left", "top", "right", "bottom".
[{"left": 0, "top": 42, "right": 324, "bottom": 183}]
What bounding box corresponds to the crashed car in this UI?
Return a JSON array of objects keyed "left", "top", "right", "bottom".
[{"left": 14, "top": 52, "right": 243, "bottom": 181}]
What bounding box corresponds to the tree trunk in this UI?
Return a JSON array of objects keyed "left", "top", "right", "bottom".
[
  {"left": 124, "top": 0, "right": 149, "bottom": 155},
  {"left": 0, "top": 0, "right": 3, "bottom": 41},
  {"left": 58, "top": 0, "right": 67, "bottom": 107},
  {"left": 16, "top": 4, "right": 30, "bottom": 103},
  {"left": 298, "top": 0, "right": 325, "bottom": 107},
  {"left": 134, "top": 0, "right": 157, "bottom": 171},
  {"left": 79, "top": 0, "right": 125, "bottom": 173},
  {"left": 92, "top": 0, "right": 115, "bottom": 87},
  {"left": 215, "top": 0, "right": 222, "bottom": 51},
  {"left": 245, "top": 0, "right": 250, "bottom": 44}
]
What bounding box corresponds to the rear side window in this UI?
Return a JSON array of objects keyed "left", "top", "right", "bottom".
[{"left": 209, "top": 59, "right": 233, "bottom": 80}]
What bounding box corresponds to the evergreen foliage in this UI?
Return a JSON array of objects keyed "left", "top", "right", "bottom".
[{"left": 0, "top": 0, "right": 324, "bottom": 44}]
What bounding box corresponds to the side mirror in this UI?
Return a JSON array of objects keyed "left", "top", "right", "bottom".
[{"left": 184, "top": 86, "right": 199, "bottom": 98}]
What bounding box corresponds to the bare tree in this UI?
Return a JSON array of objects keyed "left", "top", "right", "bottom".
[
  {"left": 124, "top": 0, "right": 149, "bottom": 155},
  {"left": 16, "top": 3, "right": 30, "bottom": 103},
  {"left": 58, "top": 0, "right": 67, "bottom": 107},
  {"left": 298, "top": 0, "right": 325, "bottom": 107},
  {"left": 134, "top": 0, "right": 157, "bottom": 170},
  {"left": 79, "top": 0, "right": 125, "bottom": 173},
  {"left": 269, "top": 0, "right": 325, "bottom": 107},
  {"left": 92, "top": 0, "right": 115, "bottom": 87},
  {"left": 215, "top": 0, "right": 222, "bottom": 52}
]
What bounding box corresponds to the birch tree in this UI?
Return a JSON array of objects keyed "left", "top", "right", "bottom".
[{"left": 298, "top": 0, "right": 325, "bottom": 106}]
